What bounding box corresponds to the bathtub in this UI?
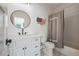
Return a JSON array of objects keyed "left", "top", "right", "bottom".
[{"left": 53, "top": 46, "right": 79, "bottom": 56}]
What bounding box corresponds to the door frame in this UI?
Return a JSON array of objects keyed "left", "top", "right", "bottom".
[{"left": 0, "top": 5, "right": 8, "bottom": 56}]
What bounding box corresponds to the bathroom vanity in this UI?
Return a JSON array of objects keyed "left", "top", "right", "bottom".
[{"left": 8, "top": 35, "right": 41, "bottom": 56}]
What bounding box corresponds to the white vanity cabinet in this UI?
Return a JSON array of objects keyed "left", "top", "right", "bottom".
[{"left": 11, "top": 35, "right": 41, "bottom": 56}]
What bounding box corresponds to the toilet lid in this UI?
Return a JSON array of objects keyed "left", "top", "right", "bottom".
[{"left": 44, "top": 42, "right": 55, "bottom": 48}]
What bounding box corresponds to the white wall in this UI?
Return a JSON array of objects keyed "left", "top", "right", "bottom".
[{"left": 3, "top": 3, "right": 52, "bottom": 43}]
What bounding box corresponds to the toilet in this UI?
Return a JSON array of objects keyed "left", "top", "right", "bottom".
[{"left": 42, "top": 42, "right": 55, "bottom": 56}]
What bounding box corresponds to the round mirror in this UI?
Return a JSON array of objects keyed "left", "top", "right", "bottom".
[{"left": 10, "top": 10, "right": 31, "bottom": 29}]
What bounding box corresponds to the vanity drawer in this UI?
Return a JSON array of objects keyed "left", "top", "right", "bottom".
[
  {"left": 31, "top": 37, "right": 40, "bottom": 41},
  {"left": 31, "top": 38, "right": 40, "bottom": 44},
  {"left": 15, "top": 39, "right": 27, "bottom": 48},
  {"left": 31, "top": 45, "right": 40, "bottom": 51},
  {"left": 34, "top": 52, "right": 40, "bottom": 56},
  {"left": 31, "top": 50, "right": 40, "bottom": 56}
]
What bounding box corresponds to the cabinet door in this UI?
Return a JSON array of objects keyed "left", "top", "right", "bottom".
[
  {"left": 12, "top": 38, "right": 26, "bottom": 56},
  {"left": 24, "top": 47, "right": 32, "bottom": 56},
  {"left": 24, "top": 38, "right": 32, "bottom": 56},
  {"left": 15, "top": 48, "right": 24, "bottom": 56},
  {"left": 14, "top": 37, "right": 32, "bottom": 56}
]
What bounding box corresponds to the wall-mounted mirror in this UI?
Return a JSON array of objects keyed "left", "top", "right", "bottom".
[{"left": 10, "top": 10, "right": 31, "bottom": 29}]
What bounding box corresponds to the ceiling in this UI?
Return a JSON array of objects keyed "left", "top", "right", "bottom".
[
  {"left": 33, "top": 3, "right": 62, "bottom": 7},
  {"left": 23, "top": 3, "right": 75, "bottom": 10},
  {"left": 24, "top": 3, "right": 63, "bottom": 9}
]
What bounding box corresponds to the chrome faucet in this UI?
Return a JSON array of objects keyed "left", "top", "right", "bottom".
[{"left": 18, "top": 28, "right": 27, "bottom": 35}]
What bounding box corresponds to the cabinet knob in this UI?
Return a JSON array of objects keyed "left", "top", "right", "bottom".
[
  {"left": 18, "top": 32, "right": 21, "bottom": 35},
  {"left": 24, "top": 47, "right": 27, "bottom": 49},
  {"left": 22, "top": 48, "right": 24, "bottom": 50},
  {"left": 35, "top": 45, "right": 38, "bottom": 48},
  {"left": 35, "top": 39, "right": 38, "bottom": 41},
  {"left": 35, "top": 54, "right": 38, "bottom": 56}
]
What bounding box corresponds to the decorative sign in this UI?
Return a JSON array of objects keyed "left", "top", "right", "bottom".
[{"left": 36, "top": 17, "right": 46, "bottom": 25}]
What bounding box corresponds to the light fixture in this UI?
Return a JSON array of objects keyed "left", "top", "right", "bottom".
[{"left": 27, "top": 3, "right": 30, "bottom": 7}]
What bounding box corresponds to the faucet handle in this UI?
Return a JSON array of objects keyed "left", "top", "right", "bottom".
[
  {"left": 18, "top": 32, "right": 21, "bottom": 35},
  {"left": 25, "top": 32, "right": 27, "bottom": 35}
]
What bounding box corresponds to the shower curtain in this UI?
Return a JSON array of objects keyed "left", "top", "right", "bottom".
[{"left": 47, "top": 10, "right": 64, "bottom": 48}]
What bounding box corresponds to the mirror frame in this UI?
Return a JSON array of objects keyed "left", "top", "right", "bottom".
[{"left": 10, "top": 10, "right": 31, "bottom": 29}]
